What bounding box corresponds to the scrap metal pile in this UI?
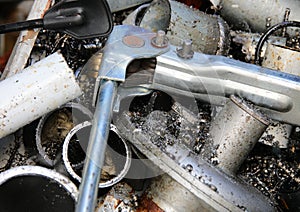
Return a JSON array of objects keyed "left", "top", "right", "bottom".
[{"left": 0, "top": 0, "right": 300, "bottom": 211}]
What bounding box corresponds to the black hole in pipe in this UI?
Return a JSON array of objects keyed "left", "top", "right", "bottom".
[
  {"left": 0, "top": 175, "right": 74, "bottom": 212},
  {"left": 68, "top": 125, "right": 127, "bottom": 182}
]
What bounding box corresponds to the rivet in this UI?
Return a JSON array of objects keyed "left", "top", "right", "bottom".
[{"left": 151, "top": 30, "right": 168, "bottom": 48}]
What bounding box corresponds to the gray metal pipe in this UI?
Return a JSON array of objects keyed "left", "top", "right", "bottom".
[
  {"left": 219, "top": 0, "right": 300, "bottom": 33},
  {"left": 36, "top": 102, "right": 93, "bottom": 167},
  {"left": 146, "top": 174, "right": 218, "bottom": 212},
  {"left": 76, "top": 80, "right": 117, "bottom": 212},
  {"left": 167, "top": 0, "right": 230, "bottom": 55},
  {"left": 106, "top": 0, "right": 151, "bottom": 12},
  {"left": 62, "top": 121, "right": 132, "bottom": 188},
  {"left": 0, "top": 166, "right": 78, "bottom": 212},
  {"left": 210, "top": 95, "right": 269, "bottom": 175}
]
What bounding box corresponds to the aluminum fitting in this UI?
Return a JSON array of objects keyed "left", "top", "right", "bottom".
[
  {"left": 151, "top": 30, "right": 169, "bottom": 48},
  {"left": 176, "top": 39, "right": 194, "bottom": 59}
]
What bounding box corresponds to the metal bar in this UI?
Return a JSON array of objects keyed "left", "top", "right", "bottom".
[
  {"left": 0, "top": 19, "right": 44, "bottom": 34},
  {"left": 151, "top": 45, "right": 300, "bottom": 125},
  {"left": 76, "top": 80, "right": 117, "bottom": 212}
]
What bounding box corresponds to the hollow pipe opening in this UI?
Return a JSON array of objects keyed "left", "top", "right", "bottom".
[
  {"left": 0, "top": 166, "right": 78, "bottom": 212},
  {"left": 36, "top": 102, "right": 93, "bottom": 167},
  {"left": 63, "top": 121, "right": 132, "bottom": 188}
]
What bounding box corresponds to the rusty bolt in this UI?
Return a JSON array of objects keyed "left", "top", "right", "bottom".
[
  {"left": 176, "top": 39, "right": 194, "bottom": 59},
  {"left": 151, "top": 30, "right": 168, "bottom": 48}
]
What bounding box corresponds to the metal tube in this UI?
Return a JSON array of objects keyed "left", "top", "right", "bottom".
[
  {"left": 219, "top": 0, "right": 300, "bottom": 33},
  {"left": 210, "top": 95, "right": 269, "bottom": 175},
  {"left": 167, "top": 0, "right": 230, "bottom": 55},
  {"left": 106, "top": 0, "right": 151, "bottom": 12},
  {"left": 0, "top": 52, "right": 82, "bottom": 139},
  {"left": 0, "top": 166, "right": 78, "bottom": 211},
  {"left": 147, "top": 174, "right": 217, "bottom": 212},
  {"left": 62, "top": 121, "right": 132, "bottom": 188},
  {"left": 36, "top": 102, "right": 93, "bottom": 167},
  {"left": 76, "top": 80, "right": 117, "bottom": 212}
]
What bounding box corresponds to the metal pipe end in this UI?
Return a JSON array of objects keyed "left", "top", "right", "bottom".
[{"left": 230, "top": 95, "right": 270, "bottom": 126}]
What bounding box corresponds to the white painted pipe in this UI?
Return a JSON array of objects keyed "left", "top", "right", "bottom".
[{"left": 0, "top": 52, "right": 82, "bottom": 139}]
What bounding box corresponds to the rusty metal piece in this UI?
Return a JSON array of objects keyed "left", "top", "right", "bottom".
[
  {"left": 262, "top": 43, "right": 300, "bottom": 76},
  {"left": 210, "top": 95, "right": 269, "bottom": 175},
  {"left": 138, "top": 195, "right": 164, "bottom": 212},
  {"left": 1, "top": 0, "right": 52, "bottom": 80},
  {"left": 167, "top": 0, "right": 230, "bottom": 55}
]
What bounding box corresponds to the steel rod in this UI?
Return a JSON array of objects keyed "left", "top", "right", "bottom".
[{"left": 76, "top": 79, "right": 117, "bottom": 212}]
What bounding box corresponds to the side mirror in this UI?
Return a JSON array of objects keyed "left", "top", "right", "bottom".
[{"left": 45, "top": 0, "right": 113, "bottom": 39}]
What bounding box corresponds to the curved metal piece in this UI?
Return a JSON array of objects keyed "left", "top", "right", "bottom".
[
  {"left": 36, "top": 102, "right": 93, "bottom": 167},
  {"left": 138, "top": 0, "right": 171, "bottom": 32},
  {"left": 97, "top": 25, "right": 169, "bottom": 82},
  {"left": 150, "top": 45, "right": 300, "bottom": 125},
  {"left": 219, "top": 0, "right": 300, "bottom": 33},
  {"left": 167, "top": 0, "right": 230, "bottom": 55},
  {"left": 114, "top": 111, "right": 275, "bottom": 212},
  {"left": 62, "top": 121, "right": 132, "bottom": 188},
  {"left": 0, "top": 165, "right": 78, "bottom": 211}
]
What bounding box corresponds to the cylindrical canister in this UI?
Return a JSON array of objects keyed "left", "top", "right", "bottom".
[{"left": 210, "top": 95, "right": 269, "bottom": 175}]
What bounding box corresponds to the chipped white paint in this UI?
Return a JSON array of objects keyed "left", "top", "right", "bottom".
[{"left": 0, "top": 52, "right": 82, "bottom": 139}]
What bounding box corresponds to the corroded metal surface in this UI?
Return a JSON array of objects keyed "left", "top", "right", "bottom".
[
  {"left": 166, "top": 0, "right": 230, "bottom": 55},
  {"left": 209, "top": 96, "right": 269, "bottom": 175},
  {"left": 219, "top": 0, "right": 300, "bottom": 33},
  {"left": 262, "top": 44, "right": 300, "bottom": 75},
  {"left": 139, "top": 0, "right": 171, "bottom": 32},
  {"left": 115, "top": 110, "right": 275, "bottom": 211}
]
